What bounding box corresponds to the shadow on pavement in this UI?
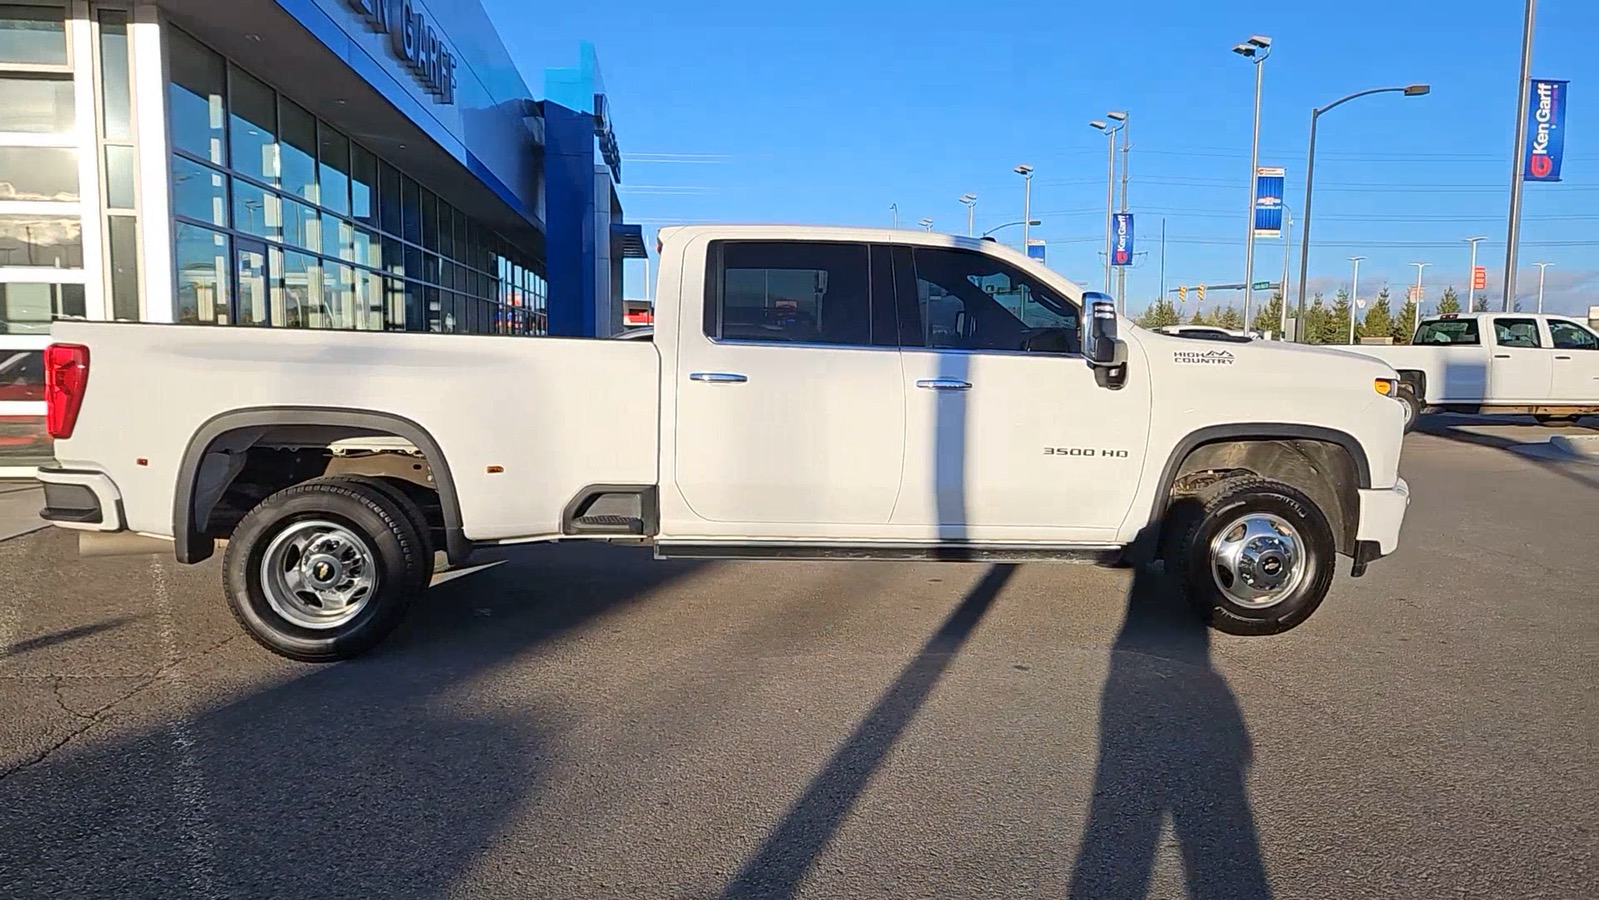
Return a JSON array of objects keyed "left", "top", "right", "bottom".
[
  {"left": 0, "top": 543, "right": 704, "bottom": 900},
  {"left": 1415, "top": 415, "right": 1599, "bottom": 491},
  {"left": 720, "top": 563, "right": 1016, "bottom": 900},
  {"left": 2, "top": 615, "right": 139, "bottom": 657},
  {"left": 1069, "top": 516, "right": 1271, "bottom": 900}
]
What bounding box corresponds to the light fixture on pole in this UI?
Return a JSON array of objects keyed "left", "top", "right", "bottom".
[
  {"left": 1347, "top": 256, "right": 1365, "bottom": 345},
  {"left": 1464, "top": 235, "right": 1487, "bottom": 311},
  {"left": 1503, "top": 0, "right": 1538, "bottom": 312},
  {"left": 1295, "top": 83, "right": 1430, "bottom": 341},
  {"left": 1534, "top": 261, "right": 1552, "bottom": 312},
  {"left": 919, "top": 217, "right": 933, "bottom": 232},
  {"left": 1089, "top": 120, "right": 1123, "bottom": 293},
  {"left": 890, "top": 203, "right": 899, "bottom": 229},
  {"left": 1410, "top": 261, "right": 1430, "bottom": 339},
  {"left": 981, "top": 219, "right": 1041, "bottom": 238},
  {"left": 1233, "top": 34, "right": 1271, "bottom": 328},
  {"left": 959, "top": 194, "right": 977, "bottom": 237},
  {"left": 1014, "top": 164, "right": 1034, "bottom": 250}
]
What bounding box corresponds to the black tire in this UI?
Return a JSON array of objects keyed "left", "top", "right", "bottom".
[
  {"left": 1165, "top": 476, "right": 1337, "bottom": 636},
  {"left": 223, "top": 477, "right": 428, "bottom": 662},
  {"left": 1534, "top": 414, "right": 1575, "bottom": 426},
  {"left": 323, "top": 474, "right": 435, "bottom": 587},
  {"left": 1397, "top": 384, "right": 1423, "bottom": 434}
]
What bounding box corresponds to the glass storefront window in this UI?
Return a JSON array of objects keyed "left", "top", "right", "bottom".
[
  {"left": 0, "top": 215, "right": 81, "bottom": 268},
  {"left": 0, "top": 282, "right": 83, "bottom": 333},
  {"left": 420, "top": 189, "right": 437, "bottom": 251},
  {"left": 351, "top": 144, "right": 376, "bottom": 224},
  {"left": 400, "top": 175, "right": 420, "bottom": 244},
  {"left": 281, "top": 195, "right": 317, "bottom": 252},
  {"left": 228, "top": 65, "right": 277, "bottom": 185},
  {"left": 0, "top": 146, "right": 77, "bottom": 201},
  {"left": 167, "top": 30, "right": 225, "bottom": 164},
  {"left": 0, "top": 4, "right": 66, "bottom": 66},
  {"left": 378, "top": 160, "right": 400, "bottom": 234},
  {"left": 323, "top": 262, "right": 353, "bottom": 329},
  {"left": 318, "top": 123, "right": 349, "bottom": 216},
  {"left": 174, "top": 223, "right": 229, "bottom": 324},
  {"left": 278, "top": 98, "right": 316, "bottom": 204},
  {"left": 104, "top": 145, "right": 135, "bottom": 208},
  {"left": 107, "top": 216, "right": 139, "bottom": 321},
  {"left": 97, "top": 11, "right": 132, "bottom": 141},
  {"left": 321, "top": 211, "right": 351, "bottom": 260},
  {"left": 0, "top": 74, "right": 74, "bottom": 133},
  {"left": 172, "top": 155, "right": 227, "bottom": 226}
]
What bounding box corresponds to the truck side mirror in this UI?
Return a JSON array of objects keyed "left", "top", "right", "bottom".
[{"left": 1081, "top": 292, "right": 1127, "bottom": 389}]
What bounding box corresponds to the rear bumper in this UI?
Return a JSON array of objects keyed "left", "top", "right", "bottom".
[
  {"left": 36, "top": 467, "right": 124, "bottom": 531},
  {"left": 1354, "top": 476, "right": 1410, "bottom": 559}
]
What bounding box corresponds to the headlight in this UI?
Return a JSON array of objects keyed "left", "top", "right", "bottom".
[{"left": 1374, "top": 377, "right": 1399, "bottom": 397}]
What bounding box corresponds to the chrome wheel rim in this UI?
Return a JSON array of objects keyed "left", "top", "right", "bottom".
[
  {"left": 260, "top": 519, "right": 378, "bottom": 630},
  {"left": 1209, "top": 512, "right": 1305, "bottom": 609}
]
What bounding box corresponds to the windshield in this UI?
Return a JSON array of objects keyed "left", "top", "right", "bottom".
[{"left": 1414, "top": 319, "right": 1480, "bottom": 345}]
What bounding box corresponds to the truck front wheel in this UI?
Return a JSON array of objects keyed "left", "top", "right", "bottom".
[
  {"left": 223, "top": 477, "right": 428, "bottom": 662},
  {"left": 1166, "top": 476, "right": 1337, "bottom": 636},
  {"left": 1397, "top": 383, "right": 1423, "bottom": 433}
]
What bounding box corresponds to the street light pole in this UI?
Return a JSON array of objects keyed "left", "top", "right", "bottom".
[
  {"left": 1089, "top": 120, "right": 1122, "bottom": 293},
  {"left": 890, "top": 203, "right": 898, "bottom": 229},
  {"left": 919, "top": 217, "right": 933, "bottom": 232},
  {"left": 1014, "top": 164, "right": 1034, "bottom": 251},
  {"left": 1534, "top": 261, "right": 1552, "bottom": 312},
  {"left": 959, "top": 194, "right": 977, "bottom": 237},
  {"left": 1410, "top": 261, "right": 1430, "bottom": 340},
  {"left": 1464, "top": 235, "right": 1486, "bottom": 311},
  {"left": 1234, "top": 35, "right": 1271, "bottom": 328},
  {"left": 1348, "top": 256, "right": 1365, "bottom": 344},
  {"left": 1278, "top": 205, "right": 1293, "bottom": 338},
  {"left": 981, "top": 218, "right": 1041, "bottom": 238},
  {"left": 1110, "top": 111, "right": 1130, "bottom": 314},
  {"left": 1295, "top": 83, "right": 1431, "bottom": 341},
  {"left": 1503, "top": 0, "right": 1538, "bottom": 312}
]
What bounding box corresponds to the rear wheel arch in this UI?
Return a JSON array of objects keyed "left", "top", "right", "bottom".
[{"left": 173, "top": 407, "right": 469, "bottom": 566}]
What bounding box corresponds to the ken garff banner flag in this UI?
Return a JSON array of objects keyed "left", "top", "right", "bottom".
[
  {"left": 1111, "top": 213, "right": 1134, "bottom": 266},
  {"left": 1524, "top": 79, "right": 1569, "bottom": 182},
  {"left": 1253, "top": 167, "right": 1285, "bottom": 238}
]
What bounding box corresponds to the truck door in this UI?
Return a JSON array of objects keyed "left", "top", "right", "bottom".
[
  {"left": 668, "top": 238, "right": 906, "bottom": 531},
  {"left": 1547, "top": 318, "right": 1599, "bottom": 403},
  {"left": 889, "top": 244, "right": 1151, "bottom": 542},
  {"left": 1488, "top": 316, "right": 1553, "bottom": 403}
]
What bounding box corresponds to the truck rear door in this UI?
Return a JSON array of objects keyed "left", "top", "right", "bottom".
[
  {"left": 667, "top": 237, "right": 906, "bottom": 532},
  {"left": 1487, "top": 316, "right": 1553, "bottom": 403},
  {"left": 1547, "top": 318, "right": 1599, "bottom": 403}
]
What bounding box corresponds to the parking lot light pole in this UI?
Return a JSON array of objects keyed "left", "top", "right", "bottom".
[
  {"left": 1534, "top": 261, "right": 1552, "bottom": 313},
  {"left": 919, "top": 217, "right": 933, "bottom": 232},
  {"left": 1295, "top": 83, "right": 1431, "bottom": 341},
  {"left": 1503, "top": 0, "right": 1538, "bottom": 312},
  {"left": 1089, "top": 120, "right": 1122, "bottom": 293},
  {"left": 959, "top": 194, "right": 977, "bottom": 237},
  {"left": 1464, "top": 235, "right": 1487, "bottom": 310},
  {"left": 1234, "top": 35, "right": 1271, "bottom": 328},
  {"left": 1410, "top": 262, "right": 1430, "bottom": 339},
  {"left": 1348, "top": 256, "right": 1365, "bottom": 344},
  {"left": 982, "top": 219, "right": 1041, "bottom": 239},
  {"left": 1014, "top": 164, "right": 1034, "bottom": 250}
]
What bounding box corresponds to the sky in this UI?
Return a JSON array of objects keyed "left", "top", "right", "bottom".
[{"left": 482, "top": 0, "right": 1598, "bottom": 318}]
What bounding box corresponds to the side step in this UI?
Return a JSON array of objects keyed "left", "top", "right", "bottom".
[{"left": 562, "top": 484, "right": 658, "bottom": 536}]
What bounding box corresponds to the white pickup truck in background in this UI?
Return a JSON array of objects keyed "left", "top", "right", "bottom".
[
  {"left": 1341, "top": 313, "right": 1599, "bottom": 431},
  {"left": 36, "top": 225, "right": 1411, "bottom": 661}
]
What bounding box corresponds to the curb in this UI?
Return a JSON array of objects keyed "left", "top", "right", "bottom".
[{"left": 1550, "top": 434, "right": 1599, "bottom": 460}]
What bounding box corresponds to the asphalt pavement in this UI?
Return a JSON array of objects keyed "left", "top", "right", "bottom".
[{"left": 1, "top": 418, "right": 1594, "bottom": 899}]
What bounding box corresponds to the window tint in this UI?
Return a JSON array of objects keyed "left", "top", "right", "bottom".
[
  {"left": 1414, "top": 318, "right": 1479, "bottom": 345},
  {"left": 1549, "top": 320, "right": 1599, "bottom": 351},
  {"left": 707, "top": 241, "right": 873, "bottom": 346},
  {"left": 1494, "top": 318, "right": 1542, "bottom": 348},
  {"left": 908, "top": 247, "right": 1079, "bottom": 353}
]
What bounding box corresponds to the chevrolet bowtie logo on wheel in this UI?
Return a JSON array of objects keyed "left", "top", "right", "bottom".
[{"left": 1174, "top": 349, "right": 1237, "bottom": 365}]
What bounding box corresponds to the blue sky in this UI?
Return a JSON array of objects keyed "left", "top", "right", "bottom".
[{"left": 484, "top": 0, "right": 1598, "bottom": 317}]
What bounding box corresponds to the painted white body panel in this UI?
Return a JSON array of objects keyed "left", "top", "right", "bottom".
[
  {"left": 1342, "top": 314, "right": 1599, "bottom": 408},
  {"left": 45, "top": 224, "right": 1410, "bottom": 559}
]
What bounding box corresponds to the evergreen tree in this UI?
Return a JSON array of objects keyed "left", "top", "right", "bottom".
[
  {"left": 1190, "top": 309, "right": 1208, "bottom": 326},
  {"left": 1304, "top": 293, "right": 1329, "bottom": 344},
  {"left": 1252, "top": 294, "right": 1285, "bottom": 336},
  {"left": 1135, "top": 298, "right": 1181, "bottom": 329},
  {"left": 1328, "top": 287, "right": 1355, "bottom": 344},
  {"left": 1392, "top": 296, "right": 1419, "bottom": 344},
  {"left": 1215, "top": 305, "right": 1244, "bottom": 331},
  {"left": 1362, "top": 287, "right": 1394, "bottom": 341},
  {"left": 1471, "top": 295, "right": 1490, "bottom": 312},
  {"left": 1436, "top": 286, "right": 1462, "bottom": 314}
]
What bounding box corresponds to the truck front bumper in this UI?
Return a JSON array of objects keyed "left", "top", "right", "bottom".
[
  {"left": 37, "top": 467, "right": 124, "bottom": 532},
  {"left": 1351, "top": 477, "right": 1410, "bottom": 572}
]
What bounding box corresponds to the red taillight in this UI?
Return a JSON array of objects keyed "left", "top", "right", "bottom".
[{"left": 44, "top": 342, "right": 89, "bottom": 439}]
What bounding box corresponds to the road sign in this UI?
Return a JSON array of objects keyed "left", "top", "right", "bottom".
[
  {"left": 1252, "top": 281, "right": 1272, "bottom": 290},
  {"left": 1473, "top": 266, "right": 1487, "bottom": 290}
]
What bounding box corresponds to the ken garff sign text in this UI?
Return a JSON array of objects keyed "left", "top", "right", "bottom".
[
  {"left": 1111, "top": 213, "right": 1134, "bottom": 267},
  {"left": 344, "top": 0, "right": 457, "bottom": 104},
  {"left": 1523, "top": 78, "right": 1569, "bottom": 182}
]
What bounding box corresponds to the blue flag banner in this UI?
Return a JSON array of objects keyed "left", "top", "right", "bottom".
[
  {"left": 1253, "top": 167, "right": 1285, "bottom": 237},
  {"left": 1524, "top": 79, "right": 1569, "bottom": 182},
  {"left": 1111, "top": 213, "right": 1134, "bottom": 266}
]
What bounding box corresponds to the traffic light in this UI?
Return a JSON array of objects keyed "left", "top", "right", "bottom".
[
  {"left": 1177, "top": 285, "right": 1187, "bottom": 302},
  {"left": 1197, "top": 284, "right": 1207, "bottom": 303}
]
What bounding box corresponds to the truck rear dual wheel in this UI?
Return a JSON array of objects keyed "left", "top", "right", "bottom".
[
  {"left": 222, "top": 476, "right": 430, "bottom": 662},
  {"left": 1165, "top": 476, "right": 1337, "bottom": 636}
]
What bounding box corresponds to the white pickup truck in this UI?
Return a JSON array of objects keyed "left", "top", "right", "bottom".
[
  {"left": 1341, "top": 312, "right": 1599, "bottom": 431},
  {"left": 36, "top": 226, "right": 1411, "bottom": 661}
]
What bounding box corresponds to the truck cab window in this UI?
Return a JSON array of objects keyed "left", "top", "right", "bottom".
[
  {"left": 707, "top": 241, "right": 873, "bottom": 346},
  {"left": 909, "top": 247, "right": 1079, "bottom": 354},
  {"left": 1414, "top": 318, "right": 1479, "bottom": 345},
  {"left": 1493, "top": 318, "right": 1542, "bottom": 348},
  {"left": 1549, "top": 320, "right": 1599, "bottom": 351}
]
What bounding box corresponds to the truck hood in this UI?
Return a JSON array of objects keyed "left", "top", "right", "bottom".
[{"left": 1132, "top": 328, "right": 1402, "bottom": 380}]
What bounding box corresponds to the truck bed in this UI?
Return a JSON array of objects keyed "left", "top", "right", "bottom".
[{"left": 49, "top": 322, "right": 661, "bottom": 543}]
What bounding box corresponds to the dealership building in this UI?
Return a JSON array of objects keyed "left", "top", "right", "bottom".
[{"left": 0, "top": 0, "right": 643, "bottom": 471}]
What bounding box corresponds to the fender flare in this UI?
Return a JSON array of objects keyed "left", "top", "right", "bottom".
[
  {"left": 1148, "top": 423, "right": 1372, "bottom": 525},
  {"left": 172, "top": 407, "right": 469, "bottom": 565}
]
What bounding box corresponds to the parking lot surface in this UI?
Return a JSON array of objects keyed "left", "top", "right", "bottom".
[{"left": 1, "top": 418, "right": 1595, "bottom": 900}]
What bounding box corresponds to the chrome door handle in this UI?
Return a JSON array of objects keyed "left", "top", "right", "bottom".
[
  {"left": 1556, "top": 355, "right": 1573, "bottom": 360},
  {"left": 689, "top": 371, "right": 747, "bottom": 383},
  {"left": 1494, "top": 353, "right": 1511, "bottom": 359},
  {"left": 915, "top": 378, "right": 972, "bottom": 391}
]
